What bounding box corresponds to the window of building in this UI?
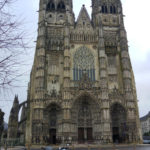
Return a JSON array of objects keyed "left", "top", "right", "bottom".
[
  {"left": 57, "top": 1, "right": 65, "bottom": 11},
  {"left": 113, "top": 6, "right": 116, "bottom": 14},
  {"left": 102, "top": 5, "right": 108, "bottom": 13},
  {"left": 110, "top": 6, "right": 117, "bottom": 14},
  {"left": 110, "top": 6, "right": 113, "bottom": 13},
  {"left": 73, "top": 46, "right": 95, "bottom": 81},
  {"left": 47, "top": 1, "right": 55, "bottom": 11}
]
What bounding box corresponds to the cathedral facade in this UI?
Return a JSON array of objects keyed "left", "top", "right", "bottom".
[{"left": 8, "top": 0, "right": 142, "bottom": 145}]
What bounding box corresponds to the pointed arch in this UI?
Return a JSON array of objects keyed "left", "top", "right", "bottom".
[
  {"left": 57, "top": 1, "right": 66, "bottom": 11},
  {"left": 102, "top": 4, "right": 108, "bottom": 13},
  {"left": 110, "top": 102, "right": 128, "bottom": 143},
  {"left": 71, "top": 93, "right": 101, "bottom": 143},
  {"left": 43, "top": 103, "right": 62, "bottom": 144},
  {"left": 110, "top": 5, "right": 117, "bottom": 14},
  {"left": 47, "top": 0, "right": 55, "bottom": 11}
]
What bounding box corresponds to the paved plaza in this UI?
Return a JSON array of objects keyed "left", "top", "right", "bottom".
[{"left": 3, "top": 145, "right": 150, "bottom": 150}]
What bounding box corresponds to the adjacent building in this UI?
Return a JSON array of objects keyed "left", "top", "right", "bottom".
[
  {"left": 8, "top": 0, "right": 142, "bottom": 145},
  {"left": 140, "top": 112, "right": 150, "bottom": 135}
]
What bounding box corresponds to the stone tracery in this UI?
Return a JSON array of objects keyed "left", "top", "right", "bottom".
[{"left": 73, "top": 46, "right": 95, "bottom": 81}]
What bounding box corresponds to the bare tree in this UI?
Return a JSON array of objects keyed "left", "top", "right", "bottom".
[{"left": 0, "top": 0, "right": 29, "bottom": 90}]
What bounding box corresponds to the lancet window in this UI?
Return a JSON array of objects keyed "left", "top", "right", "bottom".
[
  {"left": 102, "top": 5, "right": 108, "bottom": 13},
  {"left": 73, "top": 46, "right": 95, "bottom": 81},
  {"left": 46, "top": 1, "right": 55, "bottom": 11},
  {"left": 57, "top": 1, "right": 65, "bottom": 11},
  {"left": 110, "top": 6, "right": 116, "bottom": 14}
]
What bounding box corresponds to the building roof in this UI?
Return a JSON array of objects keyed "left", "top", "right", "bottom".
[
  {"left": 140, "top": 111, "right": 150, "bottom": 121},
  {"left": 143, "top": 136, "right": 150, "bottom": 140}
]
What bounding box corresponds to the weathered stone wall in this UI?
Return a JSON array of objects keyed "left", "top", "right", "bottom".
[{"left": 23, "top": 0, "right": 142, "bottom": 145}]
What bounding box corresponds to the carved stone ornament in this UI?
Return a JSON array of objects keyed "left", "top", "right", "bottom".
[
  {"left": 78, "top": 73, "right": 93, "bottom": 90},
  {"left": 109, "top": 87, "right": 124, "bottom": 100},
  {"left": 45, "top": 88, "right": 62, "bottom": 99}
]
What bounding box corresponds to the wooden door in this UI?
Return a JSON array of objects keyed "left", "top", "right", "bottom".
[
  {"left": 78, "top": 128, "right": 84, "bottom": 143},
  {"left": 87, "top": 128, "right": 93, "bottom": 141},
  {"left": 49, "top": 129, "right": 56, "bottom": 144},
  {"left": 113, "top": 127, "right": 119, "bottom": 143}
]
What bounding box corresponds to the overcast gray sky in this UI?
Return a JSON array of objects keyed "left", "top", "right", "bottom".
[{"left": 0, "top": 0, "right": 150, "bottom": 122}]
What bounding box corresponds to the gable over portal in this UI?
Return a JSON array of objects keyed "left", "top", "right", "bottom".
[{"left": 75, "top": 5, "right": 93, "bottom": 31}]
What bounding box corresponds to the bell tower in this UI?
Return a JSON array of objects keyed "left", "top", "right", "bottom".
[
  {"left": 39, "top": 0, "right": 74, "bottom": 25},
  {"left": 92, "top": 0, "right": 123, "bottom": 27},
  {"left": 91, "top": 0, "right": 142, "bottom": 143}
]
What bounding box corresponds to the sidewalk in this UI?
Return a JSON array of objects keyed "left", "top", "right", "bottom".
[{"left": 1, "top": 144, "right": 150, "bottom": 150}]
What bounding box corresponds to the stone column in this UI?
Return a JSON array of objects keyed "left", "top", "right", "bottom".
[
  {"left": 61, "top": 25, "right": 72, "bottom": 143},
  {"left": 98, "top": 24, "right": 112, "bottom": 143},
  {"left": 119, "top": 25, "right": 142, "bottom": 143},
  {"left": 25, "top": 1, "right": 46, "bottom": 145}
]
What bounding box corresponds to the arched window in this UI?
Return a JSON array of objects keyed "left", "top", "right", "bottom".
[
  {"left": 73, "top": 46, "right": 95, "bottom": 81},
  {"left": 57, "top": 1, "right": 65, "bottom": 11},
  {"left": 47, "top": 1, "right": 55, "bottom": 11},
  {"left": 105, "top": 6, "right": 108, "bottom": 13},
  {"left": 110, "top": 6, "right": 113, "bottom": 13},
  {"left": 102, "top": 5, "right": 108, "bottom": 13},
  {"left": 102, "top": 5, "right": 105, "bottom": 13},
  {"left": 113, "top": 6, "right": 116, "bottom": 14},
  {"left": 110, "top": 6, "right": 116, "bottom": 14}
]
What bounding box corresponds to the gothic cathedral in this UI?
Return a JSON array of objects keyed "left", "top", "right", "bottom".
[{"left": 8, "top": 0, "right": 142, "bottom": 145}]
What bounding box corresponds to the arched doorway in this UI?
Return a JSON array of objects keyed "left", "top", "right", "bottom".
[
  {"left": 78, "top": 99, "right": 92, "bottom": 143},
  {"left": 45, "top": 103, "right": 62, "bottom": 144},
  {"left": 72, "top": 94, "right": 101, "bottom": 143},
  {"left": 110, "top": 103, "right": 128, "bottom": 143}
]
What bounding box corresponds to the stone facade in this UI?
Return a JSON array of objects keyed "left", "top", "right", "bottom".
[
  {"left": 140, "top": 112, "right": 150, "bottom": 135},
  {"left": 7, "top": 95, "right": 19, "bottom": 139},
  {"left": 7, "top": 96, "right": 27, "bottom": 141},
  {"left": 8, "top": 0, "right": 142, "bottom": 145}
]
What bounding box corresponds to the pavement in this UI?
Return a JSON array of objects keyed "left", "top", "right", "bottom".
[{"left": 2, "top": 144, "right": 150, "bottom": 150}]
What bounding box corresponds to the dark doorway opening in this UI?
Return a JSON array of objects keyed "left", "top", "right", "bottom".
[
  {"left": 111, "top": 103, "right": 127, "bottom": 143},
  {"left": 87, "top": 128, "right": 93, "bottom": 141},
  {"left": 78, "top": 128, "right": 84, "bottom": 143},
  {"left": 78, "top": 127, "right": 93, "bottom": 143},
  {"left": 112, "top": 127, "right": 119, "bottom": 143},
  {"left": 49, "top": 129, "right": 56, "bottom": 144}
]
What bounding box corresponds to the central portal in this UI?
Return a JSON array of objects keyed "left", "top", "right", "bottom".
[
  {"left": 78, "top": 98, "right": 93, "bottom": 143},
  {"left": 49, "top": 129, "right": 56, "bottom": 144},
  {"left": 72, "top": 94, "right": 101, "bottom": 144},
  {"left": 78, "top": 128, "right": 93, "bottom": 142}
]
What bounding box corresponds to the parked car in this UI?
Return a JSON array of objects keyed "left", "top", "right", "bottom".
[
  {"left": 59, "top": 147, "right": 70, "bottom": 150},
  {"left": 60, "top": 147, "right": 70, "bottom": 150},
  {"left": 41, "top": 146, "right": 53, "bottom": 150},
  {"left": 143, "top": 139, "right": 150, "bottom": 144},
  {"left": 143, "top": 136, "right": 150, "bottom": 144}
]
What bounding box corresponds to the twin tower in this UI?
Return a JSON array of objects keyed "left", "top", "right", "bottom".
[{"left": 8, "top": 0, "right": 142, "bottom": 145}]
